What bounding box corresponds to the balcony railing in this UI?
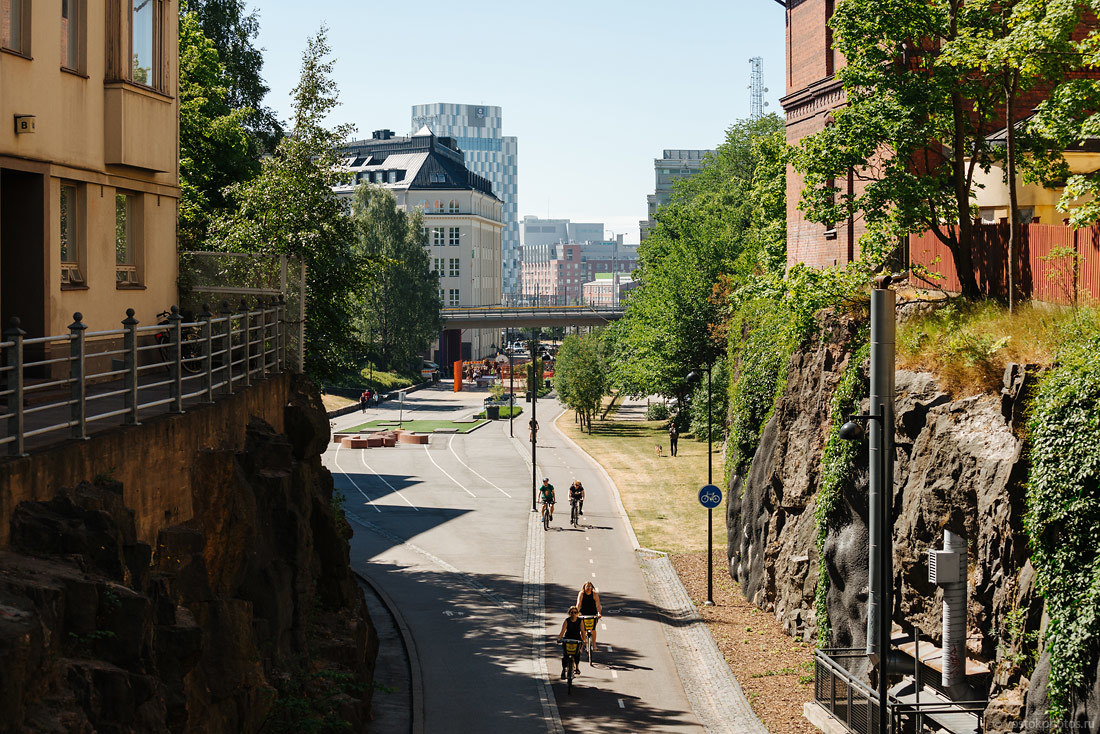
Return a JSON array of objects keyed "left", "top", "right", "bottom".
[{"left": 1, "top": 299, "right": 293, "bottom": 458}]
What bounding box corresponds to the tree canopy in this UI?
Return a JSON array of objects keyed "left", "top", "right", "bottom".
[{"left": 553, "top": 331, "right": 609, "bottom": 432}]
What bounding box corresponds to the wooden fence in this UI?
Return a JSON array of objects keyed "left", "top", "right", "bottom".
[{"left": 908, "top": 223, "right": 1100, "bottom": 305}]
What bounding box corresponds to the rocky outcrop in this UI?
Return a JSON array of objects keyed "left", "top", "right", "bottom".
[
  {"left": 0, "top": 377, "right": 377, "bottom": 733},
  {"left": 728, "top": 313, "right": 1048, "bottom": 726}
]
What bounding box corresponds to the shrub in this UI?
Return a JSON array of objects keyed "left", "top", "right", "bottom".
[{"left": 646, "top": 402, "right": 670, "bottom": 421}]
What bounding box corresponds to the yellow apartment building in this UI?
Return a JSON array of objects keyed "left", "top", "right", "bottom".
[{"left": 1, "top": 0, "right": 179, "bottom": 340}]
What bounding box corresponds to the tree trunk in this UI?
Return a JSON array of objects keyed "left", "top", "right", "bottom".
[
  {"left": 951, "top": 88, "right": 982, "bottom": 298},
  {"left": 1005, "top": 69, "right": 1020, "bottom": 313}
]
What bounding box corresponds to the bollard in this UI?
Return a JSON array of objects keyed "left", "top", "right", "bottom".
[
  {"left": 122, "top": 308, "right": 140, "bottom": 425},
  {"left": 69, "top": 313, "right": 88, "bottom": 439},
  {"left": 4, "top": 317, "right": 26, "bottom": 455},
  {"left": 168, "top": 305, "right": 184, "bottom": 413}
]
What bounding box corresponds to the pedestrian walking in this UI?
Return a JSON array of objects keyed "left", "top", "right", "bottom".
[
  {"left": 360, "top": 389, "right": 369, "bottom": 413},
  {"left": 669, "top": 423, "right": 678, "bottom": 457}
]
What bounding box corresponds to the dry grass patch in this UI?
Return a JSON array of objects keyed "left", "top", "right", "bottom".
[
  {"left": 321, "top": 393, "right": 356, "bottom": 412},
  {"left": 556, "top": 403, "right": 719, "bottom": 554}
]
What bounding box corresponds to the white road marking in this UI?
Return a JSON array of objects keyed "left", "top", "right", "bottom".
[
  {"left": 332, "top": 446, "right": 381, "bottom": 512},
  {"left": 602, "top": 623, "right": 607, "bottom": 630},
  {"left": 359, "top": 452, "right": 418, "bottom": 510},
  {"left": 618, "top": 699, "right": 625, "bottom": 709},
  {"left": 611, "top": 670, "right": 618, "bottom": 679},
  {"left": 591, "top": 573, "right": 596, "bottom": 577},
  {"left": 606, "top": 645, "right": 613, "bottom": 652},
  {"left": 587, "top": 547, "right": 592, "bottom": 551},
  {"left": 446, "top": 435, "right": 512, "bottom": 497},
  {"left": 422, "top": 444, "right": 477, "bottom": 497},
  {"left": 589, "top": 559, "right": 594, "bottom": 564}
]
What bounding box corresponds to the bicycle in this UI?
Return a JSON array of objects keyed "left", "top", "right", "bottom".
[
  {"left": 570, "top": 497, "right": 581, "bottom": 528},
  {"left": 561, "top": 638, "right": 582, "bottom": 693},
  {"left": 154, "top": 310, "right": 204, "bottom": 375},
  {"left": 542, "top": 501, "right": 552, "bottom": 531},
  {"left": 579, "top": 616, "right": 598, "bottom": 664}
]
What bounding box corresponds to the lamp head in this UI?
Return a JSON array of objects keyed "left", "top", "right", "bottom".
[
  {"left": 838, "top": 420, "right": 865, "bottom": 442},
  {"left": 686, "top": 370, "right": 702, "bottom": 384}
]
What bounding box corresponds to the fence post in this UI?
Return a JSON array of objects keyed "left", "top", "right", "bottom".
[
  {"left": 276, "top": 295, "right": 286, "bottom": 374},
  {"left": 259, "top": 298, "right": 270, "bottom": 377},
  {"left": 220, "top": 301, "right": 234, "bottom": 395},
  {"left": 200, "top": 303, "right": 214, "bottom": 403},
  {"left": 240, "top": 299, "right": 252, "bottom": 388},
  {"left": 69, "top": 313, "right": 88, "bottom": 439},
  {"left": 123, "top": 308, "right": 140, "bottom": 425},
  {"left": 168, "top": 305, "right": 184, "bottom": 413},
  {"left": 4, "top": 317, "right": 26, "bottom": 456}
]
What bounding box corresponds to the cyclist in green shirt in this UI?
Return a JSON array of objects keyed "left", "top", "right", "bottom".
[{"left": 539, "top": 478, "right": 556, "bottom": 521}]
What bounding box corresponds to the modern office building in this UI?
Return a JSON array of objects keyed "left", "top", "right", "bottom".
[
  {"left": 411, "top": 103, "right": 518, "bottom": 301},
  {"left": 521, "top": 216, "right": 605, "bottom": 248},
  {"left": 1, "top": 0, "right": 181, "bottom": 340},
  {"left": 639, "top": 149, "right": 713, "bottom": 241},
  {"left": 336, "top": 128, "right": 503, "bottom": 364}
]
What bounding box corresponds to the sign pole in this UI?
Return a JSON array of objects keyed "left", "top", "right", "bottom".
[{"left": 698, "top": 483, "right": 722, "bottom": 607}]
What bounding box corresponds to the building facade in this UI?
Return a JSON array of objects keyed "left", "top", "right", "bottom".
[
  {"left": 1, "top": 0, "right": 180, "bottom": 339},
  {"left": 411, "top": 103, "right": 519, "bottom": 301},
  {"left": 520, "top": 237, "right": 638, "bottom": 306},
  {"left": 582, "top": 273, "right": 636, "bottom": 307},
  {"left": 336, "top": 129, "right": 503, "bottom": 363},
  {"left": 639, "top": 149, "right": 712, "bottom": 241}
]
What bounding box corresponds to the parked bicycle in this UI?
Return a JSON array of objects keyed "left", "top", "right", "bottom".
[{"left": 154, "top": 310, "right": 204, "bottom": 375}]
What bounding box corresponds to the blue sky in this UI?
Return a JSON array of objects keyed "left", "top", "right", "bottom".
[{"left": 252, "top": 1, "right": 786, "bottom": 243}]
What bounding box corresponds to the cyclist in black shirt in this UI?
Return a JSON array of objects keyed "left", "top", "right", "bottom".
[
  {"left": 556, "top": 606, "right": 588, "bottom": 678},
  {"left": 569, "top": 481, "right": 585, "bottom": 516}
]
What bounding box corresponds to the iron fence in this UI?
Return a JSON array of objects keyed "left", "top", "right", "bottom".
[{"left": 0, "top": 299, "right": 292, "bottom": 457}]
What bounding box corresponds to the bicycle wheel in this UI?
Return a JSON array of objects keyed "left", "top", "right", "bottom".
[
  {"left": 588, "top": 639, "right": 593, "bottom": 665},
  {"left": 567, "top": 663, "right": 574, "bottom": 694},
  {"left": 543, "top": 509, "right": 550, "bottom": 531},
  {"left": 180, "top": 331, "right": 205, "bottom": 375},
  {"left": 571, "top": 504, "right": 579, "bottom": 527}
]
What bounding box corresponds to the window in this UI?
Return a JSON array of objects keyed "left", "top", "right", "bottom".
[
  {"left": 432, "top": 258, "right": 443, "bottom": 274},
  {"left": 432, "top": 227, "right": 445, "bottom": 246},
  {"left": 449, "top": 227, "right": 460, "bottom": 246},
  {"left": 115, "top": 192, "right": 141, "bottom": 285},
  {"left": 1, "top": 0, "right": 28, "bottom": 54},
  {"left": 448, "top": 200, "right": 459, "bottom": 213},
  {"left": 448, "top": 289, "right": 460, "bottom": 307},
  {"left": 60, "top": 183, "right": 85, "bottom": 286},
  {"left": 449, "top": 258, "right": 460, "bottom": 278},
  {"left": 61, "top": 0, "right": 83, "bottom": 71},
  {"left": 131, "top": 0, "right": 158, "bottom": 87}
]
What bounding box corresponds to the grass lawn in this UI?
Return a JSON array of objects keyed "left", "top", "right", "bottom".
[
  {"left": 557, "top": 400, "right": 720, "bottom": 554},
  {"left": 357, "top": 364, "right": 419, "bottom": 392},
  {"left": 475, "top": 406, "right": 524, "bottom": 419},
  {"left": 321, "top": 394, "right": 356, "bottom": 412},
  {"left": 342, "top": 418, "right": 488, "bottom": 434}
]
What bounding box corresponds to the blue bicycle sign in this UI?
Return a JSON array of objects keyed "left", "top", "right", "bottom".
[{"left": 698, "top": 485, "right": 723, "bottom": 509}]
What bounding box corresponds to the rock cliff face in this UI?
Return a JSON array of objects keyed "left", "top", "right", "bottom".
[
  {"left": 726, "top": 313, "right": 1064, "bottom": 729},
  {"left": 0, "top": 377, "right": 377, "bottom": 733}
]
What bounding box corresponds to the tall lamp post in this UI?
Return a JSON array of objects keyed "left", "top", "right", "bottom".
[
  {"left": 686, "top": 364, "right": 715, "bottom": 607},
  {"left": 837, "top": 275, "right": 897, "bottom": 734},
  {"left": 529, "top": 330, "right": 539, "bottom": 512}
]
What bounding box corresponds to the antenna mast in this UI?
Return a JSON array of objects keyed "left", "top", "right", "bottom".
[{"left": 748, "top": 57, "right": 768, "bottom": 119}]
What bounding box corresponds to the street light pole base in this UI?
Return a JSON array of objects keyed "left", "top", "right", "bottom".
[{"left": 704, "top": 600, "right": 715, "bottom": 607}]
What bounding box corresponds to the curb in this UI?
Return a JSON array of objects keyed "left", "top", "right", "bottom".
[{"left": 353, "top": 570, "right": 425, "bottom": 734}]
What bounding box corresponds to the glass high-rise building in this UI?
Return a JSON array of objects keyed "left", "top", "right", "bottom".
[{"left": 411, "top": 103, "right": 519, "bottom": 300}]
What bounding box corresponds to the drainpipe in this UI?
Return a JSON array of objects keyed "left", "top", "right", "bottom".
[
  {"left": 931, "top": 529, "right": 967, "bottom": 694},
  {"left": 868, "top": 283, "right": 896, "bottom": 656}
]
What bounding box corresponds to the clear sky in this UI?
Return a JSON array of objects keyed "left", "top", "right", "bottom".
[{"left": 252, "top": 1, "right": 786, "bottom": 244}]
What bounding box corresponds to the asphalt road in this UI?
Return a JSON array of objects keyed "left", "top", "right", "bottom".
[{"left": 326, "top": 383, "right": 703, "bottom": 733}]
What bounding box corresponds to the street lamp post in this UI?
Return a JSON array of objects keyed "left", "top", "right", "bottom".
[
  {"left": 686, "top": 364, "right": 715, "bottom": 607},
  {"left": 529, "top": 330, "right": 539, "bottom": 512}
]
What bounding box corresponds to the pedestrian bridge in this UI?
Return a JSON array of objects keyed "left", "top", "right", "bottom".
[{"left": 440, "top": 305, "right": 625, "bottom": 329}]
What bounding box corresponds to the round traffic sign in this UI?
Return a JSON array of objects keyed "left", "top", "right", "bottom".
[{"left": 698, "top": 484, "right": 723, "bottom": 509}]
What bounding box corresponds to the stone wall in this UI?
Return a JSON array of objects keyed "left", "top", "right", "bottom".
[
  {"left": 726, "top": 312, "right": 1058, "bottom": 728},
  {"left": 0, "top": 373, "right": 292, "bottom": 547},
  {"left": 0, "top": 375, "right": 378, "bottom": 732}
]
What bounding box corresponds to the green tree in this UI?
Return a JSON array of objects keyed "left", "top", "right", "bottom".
[
  {"left": 554, "top": 332, "right": 609, "bottom": 432},
  {"left": 352, "top": 185, "right": 441, "bottom": 371},
  {"left": 185, "top": 0, "right": 282, "bottom": 151},
  {"left": 689, "top": 357, "right": 728, "bottom": 443},
  {"left": 793, "top": 0, "right": 1010, "bottom": 298},
  {"left": 178, "top": 10, "right": 255, "bottom": 251},
  {"left": 209, "top": 28, "right": 359, "bottom": 381},
  {"left": 607, "top": 115, "right": 784, "bottom": 399}
]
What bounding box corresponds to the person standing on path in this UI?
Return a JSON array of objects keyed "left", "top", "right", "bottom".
[
  {"left": 576, "top": 581, "right": 602, "bottom": 651},
  {"left": 669, "top": 423, "right": 678, "bottom": 457},
  {"left": 360, "top": 390, "right": 369, "bottom": 413}
]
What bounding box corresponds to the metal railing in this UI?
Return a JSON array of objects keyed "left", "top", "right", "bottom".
[
  {"left": 0, "top": 299, "right": 293, "bottom": 457},
  {"left": 814, "top": 648, "right": 986, "bottom": 734}
]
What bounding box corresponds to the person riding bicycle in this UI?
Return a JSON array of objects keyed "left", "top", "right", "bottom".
[
  {"left": 539, "top": 478, "right": 555, "bottom": 521},
  {"left": 569, "top": 480, "right": 585, "bottom": 516},
  {"left": 576, "top": 581, "right": 603, "bottom": 651},
  {"left": 556, "top": 606, "right": 588, "bottom": 678}
]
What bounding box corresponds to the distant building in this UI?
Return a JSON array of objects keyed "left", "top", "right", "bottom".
[
  {"left": 583, "top": 273, "right": 637, "bottom": 307},
  {"left": 1, "top": 0, "right": 180, "bottom": 339},
  {"left": 639, "top": 149, "right": 713, "bottom": 241},
  {"left": 411, "top": 103, "right": 520, "bottom": 300},
  {"left": 335, "top": 128, "right": 503, "bottom": 364},
  {"left": 520, "top": 235, "right": 638, "bottom": 306},
  {"left": 521, "top": 216, "right": 605, "bottom": 248}
]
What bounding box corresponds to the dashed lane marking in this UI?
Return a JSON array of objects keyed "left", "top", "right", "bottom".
[
  {"left": 359, "top": 452, "right": 419, "bottom": 510},
  {"left": 618, "top": 699, "right": 625, "bottom": 709},
  {"left": 602, "top": 624, "right": 607, "bottom": 631},
  {"left": 332, "top": 446, "right": 381, "bottom": 512},
  {"left": 422, "top": 444, "right": 477, "bottom": 497},
  {"left": 446, "top": 435, "right": 513, "bottom": 497},
  {"left": 611, "top": 670, "right": 618, "bottom": 679}
]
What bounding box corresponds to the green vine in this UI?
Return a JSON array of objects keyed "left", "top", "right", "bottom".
[
  {"left": 1025, "top": 334, "right": 1100, "bottom": 722},
  {"left": 813, "top": 335, "right": 869, "bottom": 646}
]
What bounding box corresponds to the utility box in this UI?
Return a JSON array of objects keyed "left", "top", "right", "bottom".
[
  {"left": 929, "top": 548, "right": 964, "bottom": 584},
  {"left": 14, "top": 114, "right": 36, "bottom": 134}
]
